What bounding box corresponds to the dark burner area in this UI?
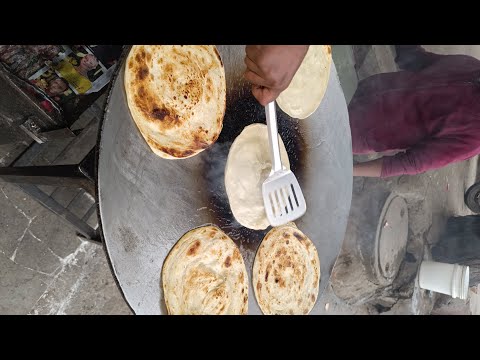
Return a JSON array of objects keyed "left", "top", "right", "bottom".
[{"left": 201, "top": 89, "right": 306, "bottom": 251}]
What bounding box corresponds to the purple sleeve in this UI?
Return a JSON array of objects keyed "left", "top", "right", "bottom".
[{"left": 381, "top": 136, "right": 479, "bottom": 178}]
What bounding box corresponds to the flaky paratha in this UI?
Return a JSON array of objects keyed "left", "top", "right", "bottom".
[
  {"left": 162, "top": 225, "right": 248, "bottom": 315},
  {"left": 125, "top": 45, "right": 226, "bottom": 159},
  {"left": 253, "top": 224, "right": 320, "bottom": 315},
  {"left": 276, "top": 45, "right": 332, "bottom": 120}
]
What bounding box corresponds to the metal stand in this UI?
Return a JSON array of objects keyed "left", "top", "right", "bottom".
[{"left": 0, "top": 143, "right": 100, "bottom": 243}]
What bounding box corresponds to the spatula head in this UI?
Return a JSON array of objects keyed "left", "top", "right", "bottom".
[{"left": 262, "top": 169, "right": 307, "bottom": 226}]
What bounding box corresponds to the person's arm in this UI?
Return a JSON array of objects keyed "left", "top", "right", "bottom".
[
  {"left": 244, "top": 45, "right": 309, "bottom": 106},
  {"left": 353, "top": 158, "right": 384, "bottom": 177},
  {"left": 381, "top": 135, "right": 479, "bottom": 178},
  {"left": 354, "top": 132, "right": 480, "bottom": 178}
]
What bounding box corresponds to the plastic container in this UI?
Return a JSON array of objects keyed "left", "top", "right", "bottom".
[{"left": 418, "top": 261, "right": 469, "bottom": 300}]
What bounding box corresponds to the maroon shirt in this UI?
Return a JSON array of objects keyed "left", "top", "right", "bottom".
[{"left": 349, "top": 47, "right": 480, "bottom": 177}]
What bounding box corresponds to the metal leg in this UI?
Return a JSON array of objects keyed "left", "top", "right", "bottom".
[
  {"left": 0, "top": 164, "right": 95, "bottom": 195},
  {"left": 0, "top": 143, "right": 99, "bottom": 242},
  {"left": 78, "top": 148, "right": 96, "bottom": 184},
  {"left": 18, "top": 183, "right": 99, "bottom": 241}
]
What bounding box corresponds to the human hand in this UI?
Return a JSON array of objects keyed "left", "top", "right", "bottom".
[{"left": 244, "top": 45, "right": 309, "bottom": 106}]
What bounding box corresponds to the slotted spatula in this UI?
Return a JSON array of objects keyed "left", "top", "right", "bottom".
[{"left": 262, "top": 101, "right": 307, "bottom": 226}]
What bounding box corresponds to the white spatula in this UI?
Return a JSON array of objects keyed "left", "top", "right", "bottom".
[{"left": 262, "top": 101, "right": 307, "bottom": 226}]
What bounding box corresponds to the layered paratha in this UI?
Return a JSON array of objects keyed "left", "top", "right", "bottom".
[
  {"left": 125, "top": 45, "right": 226, "bottom": 159},
  {"left": 162, "top": 225, "right": 248, "bottom": 315},
  {"left": 253, "top": 224, "right": 320, "bottom": 315}
]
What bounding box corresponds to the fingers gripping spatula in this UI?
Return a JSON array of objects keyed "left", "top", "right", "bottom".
[{"left": 262, "top": 101, "right": 307, "bottom": 226}]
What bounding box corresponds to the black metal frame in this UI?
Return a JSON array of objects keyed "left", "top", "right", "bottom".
[{"left": 0, "top": 148, "right": 100, "bottom": 242}]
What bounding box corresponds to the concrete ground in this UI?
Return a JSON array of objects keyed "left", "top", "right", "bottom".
[
  {"left": 0, "top": 178, "right": 132, "bottom": 314},
  {"left": 1, "top": 45, "right": 479, "bottom": 315}
]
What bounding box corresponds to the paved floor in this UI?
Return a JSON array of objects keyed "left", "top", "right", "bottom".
[{"left": 0, "top": 179, "right": 132, "bottom": 314}]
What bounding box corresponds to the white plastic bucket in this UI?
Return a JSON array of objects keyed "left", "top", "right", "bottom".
[{"left": 418, "top": 261, "right": 470, "bottom": 300}]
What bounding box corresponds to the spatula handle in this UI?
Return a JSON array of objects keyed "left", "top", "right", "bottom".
[{"left": 265, "top": 101, "right": 283, "bottom": 172}]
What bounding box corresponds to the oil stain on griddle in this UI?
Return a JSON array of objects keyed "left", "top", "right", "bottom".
[{"left": 201, "top": 88, "right": 306, "bottom": 251}]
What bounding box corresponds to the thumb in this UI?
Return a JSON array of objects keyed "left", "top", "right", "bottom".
[{"left": 252, "top": 86, "right": 281, "bottom": 106}]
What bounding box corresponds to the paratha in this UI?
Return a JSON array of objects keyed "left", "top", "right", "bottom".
[
  {"left": 253, "top": 224, "right": 320, "bottom": 315},
  {"left": 224, "top": 123, "right": 290, "bottom": 230},
  {"left": 162, "top": 225, "right": 248, "bottom": 315},
  {"left": 125, "top": 45, "right": 226, "bottom": 159},
  {"left": 276, "top": 45, "right": 332, "bottom": 120}
]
